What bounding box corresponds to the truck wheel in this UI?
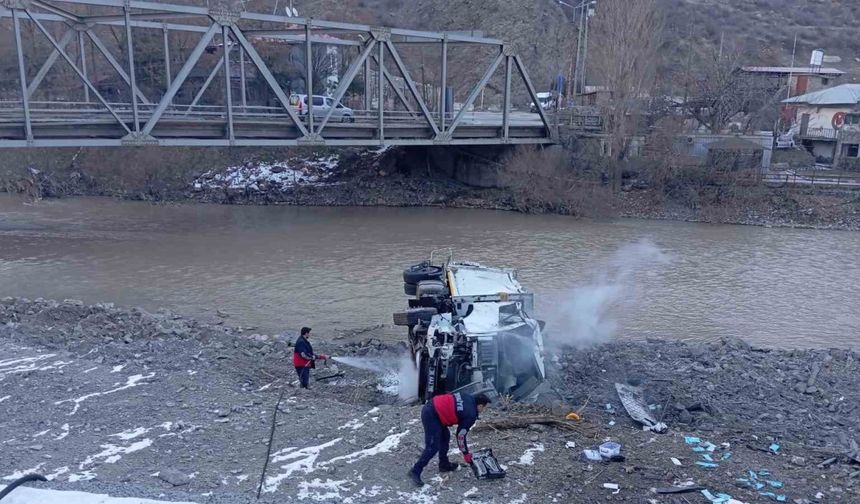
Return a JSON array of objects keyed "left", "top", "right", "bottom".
[
  {"left": 393, "top": 307, "right": 438, "bottom": 326},
  {"left": 403, "top": 263, "right": 444, "bottom": 284},
  {"left": 404, "top": 282, "right": 417, "bottom": 296}
]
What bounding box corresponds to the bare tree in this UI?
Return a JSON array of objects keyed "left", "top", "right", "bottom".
[
  {"left": 589, "top": 0, "right": 664, "bottom": 192},
  {"left": 682, "top": 46, "right": 782, "bottom": 134}
]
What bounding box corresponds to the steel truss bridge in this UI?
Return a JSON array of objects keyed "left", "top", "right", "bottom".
[{"left": 0, "top": 0, "right": 555, "bottom": 148}]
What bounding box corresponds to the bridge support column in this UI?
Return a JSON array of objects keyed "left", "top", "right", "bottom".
[
  {"left": 124, "top": 6, "right": 140, "bottom": 133},
  {"left": 162, "top": 27, "right": 171, "bottom": 99},
  {"left": 11, "top": 7, "right": 32, "bottom": 141}
]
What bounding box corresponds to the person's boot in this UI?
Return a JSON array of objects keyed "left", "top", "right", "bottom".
[
  {"left": 408, "top": 468, "right": 424, "bottom": 486},
  {"left": 439, "top": 461, "right": 459, "bottom": 473}
]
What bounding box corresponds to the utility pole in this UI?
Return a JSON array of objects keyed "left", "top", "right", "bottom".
[{"left": 559, "top": 1, "right": 596, "bottom": 97}]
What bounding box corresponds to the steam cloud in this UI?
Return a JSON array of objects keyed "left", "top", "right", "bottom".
[{"left": 545, "top": 240, "right": 669, "bottom": 349}]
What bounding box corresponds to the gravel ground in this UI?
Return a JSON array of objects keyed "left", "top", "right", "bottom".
[{"left": 2, "top": 298, "right": 859, "bottom": 503}]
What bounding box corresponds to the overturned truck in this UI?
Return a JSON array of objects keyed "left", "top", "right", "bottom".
[{"left": 394, "top": 252, "right": 546, "bottom": 403}]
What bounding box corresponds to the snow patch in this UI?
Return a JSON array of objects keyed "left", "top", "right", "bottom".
[
  {"left": 111, "top": 427, "right": 148, "bottom": 441},
  {"left": 80, "top": 439, "right": 153, "bottom": 467},
  {"left": 193, "top": 155, "right": 340, "bottom": 192},
  {"left": 55, "top": 373, "right": 155, "bottom": 415},
  {"left": 263, "top": 438, "right": 342, "bottom": 493},
  {"left": 513, "top": 443, "right": 545, "bottom": 466},
  {"left": 82, "top": 367, "right": 98, "bottom": 374},
  {"left": 111, "top": 365, "right": 125, "bottom": 373},
  {"left": 54, "top": 424, "right": 70, "bottom": 441},
  {"left": 396, "top": 486, "right": 438, "bottom": 504},
  {"left": 0, "top": 485, "right": 199, "bottom": 504},
  {"left": 68, "top": 470, "right": 96, "bottom": 482},
  {"left": 32, "top": 429, "right": 51, "bottom": 438},
  {"left": 3, "top": 463, "right": 46, "bottom": 481},
  {"left": 296, "top": 478, "right": 351, "bottom": 501},
  {"left": 337, "top": 418, "right": 365, "bottom": 431},
  {"left": 323, "top": 431, "right": 409, "bottom": 466},
  {"left": 0, "top": 355, "right": 71, "bottom": 379},
  {"left": 45, "top": 466, "right": 69, "bottom": 481},
  {"left": 0, "top": 395, "right": 10, "bottom": 403}
]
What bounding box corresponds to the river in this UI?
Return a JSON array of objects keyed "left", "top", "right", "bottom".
[{"left": 0, "top": 194, "right": 858, "bottom": 349}]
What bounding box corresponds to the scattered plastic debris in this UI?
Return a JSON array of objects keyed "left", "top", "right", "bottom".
[
  {"left": 598, "top": 442, "right": 621, "bottom": 459},
  {"left": 685, "top": 435, "right": 732, "bottom": 469},
  {"left": 614, "top": 383, "right": 668, "bottom": 433},
  {"left": 701, "top": 489, "right": 734, "bottom": 503},
  {"left": 602, "top": 483, "right": 620, "bottom": 494},
  {"left": 581, "top": 449, "right": 603, "bottom": 462},
  {"left": 769, "top": 443, "right": 781, "bottom": 454},
  {"left": 736, "top": 469, "right": 786, "bottom": 502},
  {"left": 670, "top": 457, "right": 682, "bottom": 466}
]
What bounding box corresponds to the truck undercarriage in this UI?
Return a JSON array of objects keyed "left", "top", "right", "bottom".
[{"left": 394, "top": 252, "right": 546, "bottom": 402}]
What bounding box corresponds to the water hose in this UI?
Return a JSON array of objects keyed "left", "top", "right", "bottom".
[
  {"left": 256, "top": 386, "right": 287, "bottom": 499},
  {"left": 0, "top": 474, "right": 47, "bottom": 501}
]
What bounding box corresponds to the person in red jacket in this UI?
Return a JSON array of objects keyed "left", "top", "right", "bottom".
[
  {"left": 293, "top": 327, "right": 326, "bottom": 388},
  {"left": 408, "top": 391, "right": 491, "bottom": 486}
]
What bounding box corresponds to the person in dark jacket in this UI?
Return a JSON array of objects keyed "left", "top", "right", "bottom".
[
  {"left": 408, "top": 392, "right": 491, "bottom": 486},
  {"left": 293, "top": 327, "right": 325, "bottom": 388}
]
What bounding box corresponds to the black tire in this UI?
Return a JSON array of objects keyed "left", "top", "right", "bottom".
[
  {"left": 403, "top": 263, "right": 444, "bottom": 284},
  {"left": 393, "top": 307, "right": 438, "bottom": 326},
  {"left": 416, "top": 279, "right": 446, "bottom": 297},
  {"left": 404, "top": 282, "right": 417, "bottom": 296}
]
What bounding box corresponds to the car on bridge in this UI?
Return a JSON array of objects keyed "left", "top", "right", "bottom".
[{"left": 291, "top": 94, "right": 355, "bottom": 123}]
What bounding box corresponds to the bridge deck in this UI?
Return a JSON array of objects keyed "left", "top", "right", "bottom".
[{"left": 0, "top": 103, "right": 552, "bottom": 147}]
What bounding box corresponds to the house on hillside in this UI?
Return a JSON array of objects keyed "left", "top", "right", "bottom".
[
  {"left": 782, "top": 84, "right": 860, "bottom": 164},
  {"left": 740, "top": 66, "right": 845, "bottom": 98}
]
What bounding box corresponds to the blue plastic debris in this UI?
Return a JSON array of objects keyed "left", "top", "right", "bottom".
[
  {"left": 700, "top": 489, "right": 733, "bottom": 504},
  {"left": 739, "top": 468, "right": 788, "bottom": 501},
  {"left": 769, "top": 443, "right": 781, "bottom": 454},
  {"left": 721, "top": 452, "right": 733, "bottom": 461},
  {"left": 702, "top": 454, "right": 714, "bottom": 462},
  {"left": 695, "top": 461, "right": 720, "bottom": 468},
  {"left": 693, "top": 446, "right": 707, "bottom": 453},
  {"left": 704, "top": 442, "right": 717, "bottom": 452},
  {"left": 684, "top": 436, "right": 701, "bottom": 445}
]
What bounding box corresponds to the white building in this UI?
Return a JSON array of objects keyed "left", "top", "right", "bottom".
[{"left": 783, "top": 84, "right": 860, "bottom": 164}]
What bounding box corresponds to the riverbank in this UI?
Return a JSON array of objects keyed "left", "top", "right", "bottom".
[
  {"left": 1, "top": 146, "right": 859, "bottom": 231},
  {"left": 2, "top": 297, "right": 859, "bottom": 503}
]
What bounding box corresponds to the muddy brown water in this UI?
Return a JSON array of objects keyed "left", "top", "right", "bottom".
[{"left": 1, "top": 194, "right": 858, "bottom": 349}]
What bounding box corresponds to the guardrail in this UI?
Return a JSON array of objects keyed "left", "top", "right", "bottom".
[{"left": 764, "top": 170, "right": 860, "bottom": 187}]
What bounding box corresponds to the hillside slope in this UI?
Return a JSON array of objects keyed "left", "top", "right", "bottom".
[{"left": 287, "top": 0, "right": 860, "bottom": 82}]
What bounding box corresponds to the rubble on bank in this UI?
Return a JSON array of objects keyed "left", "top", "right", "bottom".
[{"left": 1, "top": 297, "right": 859, "bottom": 503}]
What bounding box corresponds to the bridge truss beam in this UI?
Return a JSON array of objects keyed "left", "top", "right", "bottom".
[{"left": 0, "top": 0, "right": 555, "bottom": 148}]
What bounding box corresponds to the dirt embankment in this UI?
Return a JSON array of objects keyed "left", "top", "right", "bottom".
[
  {"left": 2, "top": 297, "right": 859, "bottom": 503},
  {"left": 1, "top": 146, "right": 859, "bottom": 230}
]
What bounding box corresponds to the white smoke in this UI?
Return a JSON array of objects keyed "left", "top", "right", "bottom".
[{"left": 545, "top": 240, "right": 669, "bottom": 349}]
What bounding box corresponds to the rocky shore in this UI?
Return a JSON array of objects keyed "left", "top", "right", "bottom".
[
  {"left": 2, "top": 147, "right": 859, "bottom": 231},
  {"left": 2, "top": 297, "right": 859, "bottom": 503}
]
